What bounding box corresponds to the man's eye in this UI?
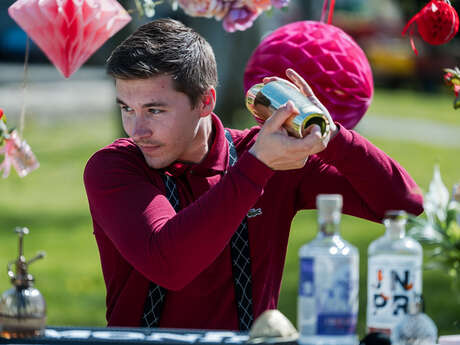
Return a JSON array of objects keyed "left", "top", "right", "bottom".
[
  {"left": 148, "top": 109, "right": 163, "bottom": 115},
  {"left": 120, "top": 105, "right": 133, "bottom": 113}
]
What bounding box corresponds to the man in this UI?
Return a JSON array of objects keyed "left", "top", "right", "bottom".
[{"left": 84, "top": 18, "right": 423, "bottom": 330}]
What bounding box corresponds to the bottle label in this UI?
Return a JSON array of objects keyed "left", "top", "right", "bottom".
[
  {"left": 298, "top": 256, "right": 359, "bottom": 336},
  {"left": 367, "top": 255, "right": 422, "bottom": 331}
]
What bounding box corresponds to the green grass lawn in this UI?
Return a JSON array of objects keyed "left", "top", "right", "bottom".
[
  {"left": 0, "top": 117, "right": 116, "bottom": 326},
  {"left": 0, "top": 88, "right": 459, "bottom": 336},
  {"left": 369, "top": 88, "right": 458, "bottom": 126}
]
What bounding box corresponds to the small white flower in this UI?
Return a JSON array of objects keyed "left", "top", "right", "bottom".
[
  {"left": 170, "top": 0, "right": 178, "bottom": 11},
  {"left": 415, "top": 223, "right": 443, "bottom": 242},
  {"left": 143, "top": 0, "right": 156, "bottom": 17},
  {"left": 424, "top": 164, "right": 449, "bottom": 222}
]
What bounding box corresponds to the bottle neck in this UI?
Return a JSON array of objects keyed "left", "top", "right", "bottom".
[
  {"left": 318, "top": 219, "right": 340, "bottom": 237},
  {"left": 384, "top": 220, "right": 406, "bottom": 239},
  {"left": 316, "top": 197, "right": 341, "bottom": 237}
]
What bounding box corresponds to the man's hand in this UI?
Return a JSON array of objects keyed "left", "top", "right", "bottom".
[
  {"left": 249, "top": 100, "right": 330, "bottom": 170},
  {"left": 249, "top": 68, "right": 337, "bottom": 171},
  {"left": 263, "top": 68, "right": 338, "bottom": 137}
]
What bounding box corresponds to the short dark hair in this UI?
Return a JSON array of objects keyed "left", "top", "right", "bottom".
[{"left": 106, "top": 18, "right": 218, "bottom": 108}]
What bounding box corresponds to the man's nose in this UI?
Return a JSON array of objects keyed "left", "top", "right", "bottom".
[{"left": 132, "top": 115, "right": 153, "bottom": 140}]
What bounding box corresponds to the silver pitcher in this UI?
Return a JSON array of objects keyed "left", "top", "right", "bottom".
[{"left": 0, "top": 227, "right": 46, "bottom": 339}]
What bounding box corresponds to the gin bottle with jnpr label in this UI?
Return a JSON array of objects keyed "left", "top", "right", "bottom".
[
  {"left": 298, "top": 194, "right": 359, "bottom": 345},
  {"left": 366, "top": 210, "right": 423, "bottom": 336}
]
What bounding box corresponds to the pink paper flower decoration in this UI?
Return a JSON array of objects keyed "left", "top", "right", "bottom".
[
  {"left": 223, "top": 6, "right": 259, "bottom": 32},
  {"left": 244, "top": 21, "right": 374, "bottom": 129},
  {"left": 8, "top": 0, "right": 132, "bottom": 78},
  {"left": 177, "top": 0, "right": 290, "bottom": 32}
]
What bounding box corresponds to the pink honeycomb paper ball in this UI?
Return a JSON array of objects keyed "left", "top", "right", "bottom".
[{"left": 244, "top": 21, "right": 374, "bottom": 129}]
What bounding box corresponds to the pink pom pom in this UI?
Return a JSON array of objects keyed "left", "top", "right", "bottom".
[
  {"left": 244, "top": 21, "right": 374, "bottom": 129},
  {"left": 8, "top": 0, "right": 131, "bottom": 78}
]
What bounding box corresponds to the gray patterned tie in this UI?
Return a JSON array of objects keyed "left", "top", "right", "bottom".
[
  {"left": 140, "top": 173, "right": 177, "bottom": 328},
  {"left": 225, "top": 130, "right": 254, "bottom": 331},
  {"left": 141, "top": 130, "right": 254, "bottom": 330}
]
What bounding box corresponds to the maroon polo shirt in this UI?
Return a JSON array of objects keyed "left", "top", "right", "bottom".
[{"left": 84, "top": 113, "right": 423, "bottom": 330}]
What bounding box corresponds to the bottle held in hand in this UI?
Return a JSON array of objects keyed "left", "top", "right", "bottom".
[{"left": 246, "top": 80, "right": 330, "bottom": 138}]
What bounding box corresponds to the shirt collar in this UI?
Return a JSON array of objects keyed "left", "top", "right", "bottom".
[{"left": 162, "top": 113, "right": 228, "bottom": 177}]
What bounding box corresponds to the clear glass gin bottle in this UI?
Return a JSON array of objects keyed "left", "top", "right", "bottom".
[
  {"left": 298, "top": 194, "right": 359, "bottom": 345},
  {"left": 366, "top": 210, "right": 423, "bottom": 336}
]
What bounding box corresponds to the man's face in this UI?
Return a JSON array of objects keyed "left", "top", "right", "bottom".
[{"left": 116, "top": 75, "right": 203, "bottom": 169}]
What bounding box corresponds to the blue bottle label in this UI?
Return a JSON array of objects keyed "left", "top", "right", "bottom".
[
  {"left": 299, "top": 256, "right": 359, "bottom": 336},
  {"left": 299, "top": 258, "right": 315, "bottom": 297}
]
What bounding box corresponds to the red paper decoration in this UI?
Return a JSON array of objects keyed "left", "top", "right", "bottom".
[
  {"left": 244, "top": 21, "right": 373, "bottom": 129},
  {"left": 8, "top": 0, "right": 132, "bottom": 78},
  {"left": 402, "top": 0, "right": 459, "bottom": 54}
]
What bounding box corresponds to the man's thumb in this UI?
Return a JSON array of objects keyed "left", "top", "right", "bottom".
[{"left": 263, "top": 100, "right": 298, "bottom": 133}]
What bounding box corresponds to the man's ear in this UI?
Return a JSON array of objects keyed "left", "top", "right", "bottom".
[{"left": 199, "top": 88, "right": 216, "bottom": 117}]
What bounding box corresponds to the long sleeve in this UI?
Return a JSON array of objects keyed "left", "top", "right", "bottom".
[
  {"left": 295, "top": 124, "right": 423, "bottom": 221},
  {"left": 84, "top": 146, "right": 274, "bottom": 291}
]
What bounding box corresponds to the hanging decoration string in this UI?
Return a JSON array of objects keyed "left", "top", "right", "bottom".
[
  {"left": 320, "top": 0, "right": 336, "bottom": 24},
  {"left": 401, "top": 9, "right": 421, "bottom": 56},
  {"left": 0, "top": 34, "right": 39, "bottom": 179},
  {"left": 19, "top": 36, "right": 30, "bottom": 137},
  {"left": 320, "top": 0, "right": 328, "bottom": 23},
  {"left": 327, "top": 0, "right": 336, "bottom": 24}
]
